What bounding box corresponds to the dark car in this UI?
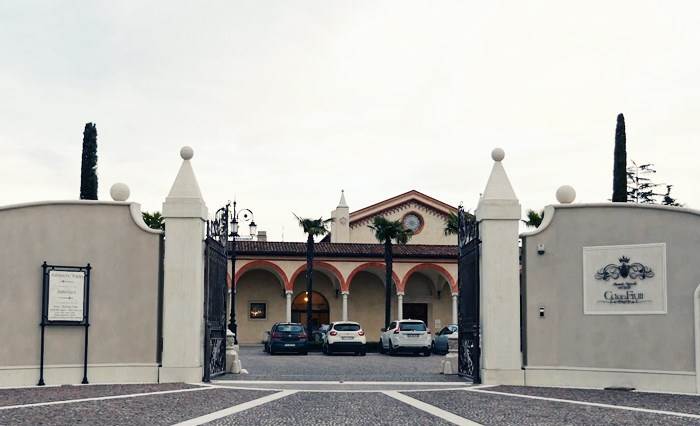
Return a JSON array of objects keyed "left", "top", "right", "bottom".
[{"left": 265, "top": 322, "right": 308, "bottom": 355}]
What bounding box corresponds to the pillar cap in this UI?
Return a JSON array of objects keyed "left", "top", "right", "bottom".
[{"left": 163, "top": 146, "right": 207, "bottom": 219}]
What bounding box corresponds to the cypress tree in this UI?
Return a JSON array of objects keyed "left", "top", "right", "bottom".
[
  {"left": 80, "top": 123, "right": 98, "bottom": 200},
  {"left": 612, "top": 113, "right": 627, "bottom": 202}
]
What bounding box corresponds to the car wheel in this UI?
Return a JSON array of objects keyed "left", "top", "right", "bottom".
[
  {"left": 322, "top": 343, "right": 328, "bottom": 354},
  {"left": 424, "top": 348, "right": 431, "bottom": 357},
  {"left": 269, "top": 347, "right": 275, "bottom": 355},
  {"left": 378, "top": 339, "right": 386, "bottom": 354},
  {"left": 301, "top": 351, "right": 308, "bottom": 355},
  {"left": 327, "top": 344, "right": 333, "bottom": 355},
  {"left": 388, "top": 340, "right": 395, "bottom": 355}
]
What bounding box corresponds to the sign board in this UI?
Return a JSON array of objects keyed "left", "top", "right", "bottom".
[
  {"left": 47, "top": 270, "right": 86, "bottom": 322},
  {"left": 583, "top": 243, "right": 667, "bottom": 315}
]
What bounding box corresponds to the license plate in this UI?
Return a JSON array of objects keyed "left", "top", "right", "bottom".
[
  {"left": 341, "top": 336, "right": 353, "bottom": 340},
  {"left": 284, "top": 344, "right": 295, "bottom": 347},
  {"left": 407, "top": 334, "right": 419, "bottom": 338}
]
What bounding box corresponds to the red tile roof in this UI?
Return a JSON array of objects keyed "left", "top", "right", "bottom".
[{"left": 232, "top": 240, "right": 457, "bottom": 259}]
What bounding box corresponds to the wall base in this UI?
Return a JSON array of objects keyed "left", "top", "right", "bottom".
[
  {"left": 481, "top": 368, "right": 525, "bottom": 385},
  {"left": 0, "top": 364, "right": 158, "bottom": 388},
  {"left": 524, "top": 366, "right": 697, "bottom": 394},
  {"left": 158, "top": 366, "right": 202, "bottom": 383}
]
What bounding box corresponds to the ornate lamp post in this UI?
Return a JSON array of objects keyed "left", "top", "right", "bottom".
[{"left": 228, "top": 201, "right": 257, "bottom": 344}]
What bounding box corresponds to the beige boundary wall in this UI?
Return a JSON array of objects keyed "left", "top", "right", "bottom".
[
  {"left": 0, "top": 201, "right": 162, "bottom": 387},
  {"left": 521, "top": 203, "right": 700, "bottom": 393}
]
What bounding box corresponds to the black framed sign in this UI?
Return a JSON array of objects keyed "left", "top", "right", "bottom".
[
  {"left": 43, "top": 266, "right": 89, "bottom": 325},
  {"left": 38, "top": 262, "right": 92, "bottom": 386}
]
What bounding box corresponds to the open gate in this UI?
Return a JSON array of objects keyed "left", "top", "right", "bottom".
[
  {"left": 203, "top": 226, "right": 228, "bottom": 381},
  {"left": 457, "top": 207, "right": 481, "bottom": 383}
]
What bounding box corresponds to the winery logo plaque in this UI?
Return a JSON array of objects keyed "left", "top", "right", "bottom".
[{"left": 583, "top": 243, "right": 667, "bottom": 315}]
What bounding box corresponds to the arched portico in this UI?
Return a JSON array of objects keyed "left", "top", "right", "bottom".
[
  {"left": 234, "top": 260, "right": 290, "bottom": 344},
  {"left": 401, "top": 263, "right": 458, "bottom": 325}
]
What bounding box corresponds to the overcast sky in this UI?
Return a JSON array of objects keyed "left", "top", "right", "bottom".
[{"left": 2, "top": 1, "right": 698, "bottom": 241}]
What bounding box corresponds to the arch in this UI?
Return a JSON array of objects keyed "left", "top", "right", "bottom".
[
  {"left": 291, "top": 290, "right": 330, "bottom": 332},
  {"left": 234, "top": 260, "right": 290, "bottom": 291},
  {"left": 346, "top": 262, "right": 400, "bottom": 293},
  {"left": 401, "top": 263, "right": 457, "bottom": 294},
  {"left": 289, "top": 261, "right": 348, "bottom": 292}
]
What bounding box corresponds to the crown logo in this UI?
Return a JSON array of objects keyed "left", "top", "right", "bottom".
[{"left": 618, "top": 256, "right": 630, "bottom": 264}]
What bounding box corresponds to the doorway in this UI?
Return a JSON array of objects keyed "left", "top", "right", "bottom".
[
  {"left": 403, "top": 303, "right": 428, "bottom": 324},
  {"left": 291, "top": 291, "right": 330, "bottom": 332}
]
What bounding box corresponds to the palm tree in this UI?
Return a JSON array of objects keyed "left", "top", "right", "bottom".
[
  {"left": 444, "top": 210, "right": 475, "bottom": 237},
  {"left": 142, "top": 211, "right": 164, "bottom": 230},
  {"left": 294, "top": 214, "right": 333, "bottom": 334},
  {"left": 523, "top": 209, "right": 544, "bottom": 228},
  {"left": 369, "top": 216, "right": 413, "bottom": 328}
]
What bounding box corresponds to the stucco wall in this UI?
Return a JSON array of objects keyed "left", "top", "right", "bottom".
[
  {"left": 0, "top": 201, "right": 161, "bottom": 386},
  {"left": 522, "top": 204, "right": 700, "bottom": 390},
  {"left": 350, "top": 202, "right": 455, "bottom": 245},
  {"left": 235, "top": 270, "right": 287, "bottom": 344}
]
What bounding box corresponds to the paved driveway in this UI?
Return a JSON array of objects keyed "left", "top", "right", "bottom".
[{"left": 225, "top": 345, "right": 462, "bottom": 382}]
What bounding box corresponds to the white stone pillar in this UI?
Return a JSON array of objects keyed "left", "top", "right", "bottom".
[
  {"left": 341, "top": 291, "right": 349, "bottom": 321},
  {"left": 451, "top": 294, "right": 458, "bottom": 325},
  {"left": 160, "top": 146, "right": 208, "bottom": 383},
  {"left": 397, "top": 292, "right": 404, "bottom": 320},
  {"left": 285, "top": 291, "right": 293, "bottom": 322},
  {"left": 475, "top": 148, "right": 524, "bottom": 385}
]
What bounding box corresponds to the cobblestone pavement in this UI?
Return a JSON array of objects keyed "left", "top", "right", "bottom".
[
  {"left": 223, "top": 345, "right": 462, "bottom": 382},
  {"left": 2, "top": 357, "right": 699, "bottom": 426}
]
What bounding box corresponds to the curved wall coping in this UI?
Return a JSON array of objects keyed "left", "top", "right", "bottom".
[
  {"left": 0, "top": 200, "right": 163, "bottom": 235},
  {"left": 520, "top": 202, "right": 700, "bottom": 238}
]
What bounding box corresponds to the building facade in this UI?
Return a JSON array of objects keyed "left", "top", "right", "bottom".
[{"left": 232, "top": 190, "right": 459, "bottom": 343}]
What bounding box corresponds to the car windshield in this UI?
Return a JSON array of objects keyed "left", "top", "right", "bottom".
[
  {"left": 399, "top": 322, "right": 426, "bottom": 331},
  {"left": 276, "top": 324, "right": 303, "bottom": 333},
  {"left": 334, "top": 323, "right": 360, "bottom": 331}
]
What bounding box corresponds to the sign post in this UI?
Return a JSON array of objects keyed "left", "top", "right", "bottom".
[{"left": 38, "top": 262, "right": 91, "bottom": 386}]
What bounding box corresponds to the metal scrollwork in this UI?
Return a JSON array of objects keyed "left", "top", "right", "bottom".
[{"left": 595, "top": 256, "right": 655, "bottom": 281}]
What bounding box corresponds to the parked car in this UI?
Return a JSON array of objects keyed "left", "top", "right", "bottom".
[
  {"left": 322, "top": 321, "right": 367, "bottom": 356},
  {"left": 432, "top": 324, "right": 458, "bottom": 354},
  {"left": 265, "top": 322, "right": 308, "bottom": 355},
  {"left": 378, "top": 319, "right": 431, "bottom": 356},
  {"left": 312, "top": 324, "right": 331, "bottom": 344}
]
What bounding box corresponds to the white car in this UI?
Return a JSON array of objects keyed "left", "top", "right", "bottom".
[
  {"left": 378, "top": 319, "right": 432, "bottom": 356},
  {"left": 322, "top": 321, "right": 367, "bottom": 356}
]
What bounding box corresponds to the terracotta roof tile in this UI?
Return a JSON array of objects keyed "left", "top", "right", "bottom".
[{"left": 232, "top": 240, "right": 457, "bottom": 259}]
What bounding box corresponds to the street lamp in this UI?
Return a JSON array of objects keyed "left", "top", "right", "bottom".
[{"left": 229, "top": 200, "right": 257, "bottom": 344}]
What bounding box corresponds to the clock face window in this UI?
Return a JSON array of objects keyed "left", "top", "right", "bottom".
[{"left": 402, "top": 213, "right": 423, "bottom": 233}]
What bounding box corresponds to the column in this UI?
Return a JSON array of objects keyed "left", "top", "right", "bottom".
[
  {"left": 476, "top": 148, "right": 524, "bottom": 385},
  {"left": 160, "top": 146, "right": 208, "bottom": 383},
  {"left": 397, "top": 292, "right": 404, "bottom": 320},
  {"left": 341, "top": 291, "right": 349, "bottom": 321},
  {"left": 451, "top": 294, "right": 458, "bottom": 325},
  {"left": 285, "top": 291, "right": 292, "bottom": 322}
]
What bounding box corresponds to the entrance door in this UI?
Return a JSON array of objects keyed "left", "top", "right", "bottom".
[
  {"left": 403, "top": 303, "right": 428, "bottom": 324},
  {"left": 291, "top": 291, "right": 330, "bottom": 332}
]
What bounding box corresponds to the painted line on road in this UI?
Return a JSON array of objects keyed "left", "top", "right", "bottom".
[
  {"left": 464, "top": 388, "right": 700, "bottom": 420},
  {"left": 212, "top": 380, "right": 470, "bottom": 386},
  {"left": 174, "top": 390, "right": 297, "bottom": 425},
  {"left": 0, "top": 386, "right": 215, "bottom": 410},
  {"left": 212, "top": 383, "right": 475, "bottom": 393},
  {"left": 383, "top": 391, "right": 482, "bottom": 425}
]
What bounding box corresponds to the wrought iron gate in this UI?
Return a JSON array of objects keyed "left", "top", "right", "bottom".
[
  {"left": 203, "top": 235, "right": 228, "bottom": 381},
  {"left": 457, "top": 207, "right": 481, "bottom": 383}
]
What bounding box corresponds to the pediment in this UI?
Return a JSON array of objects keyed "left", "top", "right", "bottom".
[{"left": 349, "top": 190, "right": 457, "bottom": 227}]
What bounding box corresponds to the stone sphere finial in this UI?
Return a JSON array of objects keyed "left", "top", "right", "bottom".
[
  {"left": 180, "top": 146, "right": 194, "bottom": 160},
  {"left": 491, "top": 148, "right": 505, "bottom": 162},
  {"left": 110, "top": 183, "right": 130, "bottom": 202},
  {"left": 556, "top": 185, "right": 576, "bottom": 204}
]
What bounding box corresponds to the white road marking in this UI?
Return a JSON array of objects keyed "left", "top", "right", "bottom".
[
  {"left": 174, "top": 390, "right": 297, "bottom": 425},
  {"left": 464, "top": 388, "right": 700, "bottom": 420},
  {"left": 0, "top": 386, "right": 215, "bottom": 410},
  {"left": 383, "top": 391, "right": 482, "bottom": 425},
  {"left": 212, "top": 383, "right": 474, "bottom": 393},
  {"left": 211, "top": 379, "right": 469, "bottom": 386}
]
